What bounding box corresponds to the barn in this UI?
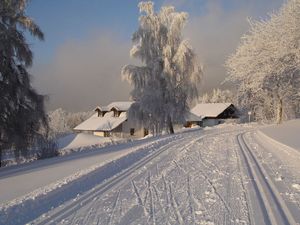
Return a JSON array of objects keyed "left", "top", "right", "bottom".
[
  {"left": 74, "top": 101, "right": 148, "bottom": 138},
  {"left": 190, "top": 103, "right": 238, "bottom": 127}
]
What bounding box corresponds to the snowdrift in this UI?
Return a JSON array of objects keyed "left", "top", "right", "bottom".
[{"left": 260, "top": 119, "right": 300, "bottom": 151}]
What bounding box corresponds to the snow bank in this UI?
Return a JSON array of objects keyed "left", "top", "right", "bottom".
[
  {"left": 57, "top": 133, "right": 126, "bottom": 155},
  {"left": 260, "top": 119, "right": 300, "bottom": 151},
  {"left": 58, "top": 133, "right": 111, "bottom": 150},
  {"left": 0, "top": 133, "right": 182, "bottom": 224}
]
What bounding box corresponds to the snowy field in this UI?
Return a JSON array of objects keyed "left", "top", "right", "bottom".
[
  {"left": 0, "top": 122, "right": 299, "bottom": 224},
  {"left": 57, "top": 133, "right": 128, "bottom": 155},
  {"left": 260, "top": 119, "right": 300, "bottom": 151}
]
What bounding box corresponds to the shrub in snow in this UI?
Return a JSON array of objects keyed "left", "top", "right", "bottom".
[
  {"left": 36, "top": 135, "right": 59, "bottom": 160},
  {"left": 122, "top": 1, "right": 203, "bottom": 134}
]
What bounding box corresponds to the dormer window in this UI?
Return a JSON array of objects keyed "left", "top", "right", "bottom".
[
  {"left": 111, "top": 108, "right": 120, "bottom": 117},
  {"left": 95, "top": 108, "right": 107, "bottom": 117},
  {"left": 95, "top": 108, "right": 101, "bottom": 117}
]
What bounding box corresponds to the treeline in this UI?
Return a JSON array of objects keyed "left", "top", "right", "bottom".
[
  {"left": 225, "top": 0, "right": 300, "bottom": 124},
  {"left": 47, "top": 108, "right": 92, "bottom": 138}
]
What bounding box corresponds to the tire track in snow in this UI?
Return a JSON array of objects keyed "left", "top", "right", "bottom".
[{"left": 237, "top": 133, "right": 297, "bottom": 225}]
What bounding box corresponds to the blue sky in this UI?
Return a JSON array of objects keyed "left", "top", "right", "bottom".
[
  {"left": 27, "top": 0, "right": 284, "bottom": 111},
  {"left": 27, "top": 0, "right": 141, "bottom": 62},
  {"left": 27, "top": 0, "right": 218, "bottom": 63}
]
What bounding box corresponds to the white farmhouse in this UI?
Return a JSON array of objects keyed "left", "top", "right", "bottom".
[
  {"left": 190, "top": 103, "right": 238, "bottom": 127},
  {"left": 74, "top": 102, "right": 148, "bottom": 138}
]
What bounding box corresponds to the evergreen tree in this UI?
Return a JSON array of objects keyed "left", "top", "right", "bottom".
[{"left": 0, "top": 0, "right": 47, "bottom": 166}]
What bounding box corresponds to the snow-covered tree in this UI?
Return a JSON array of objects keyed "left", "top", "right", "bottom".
[
  {"left": 200, "top": 88, "right": 234, "bottom": 104},
  {"left": 226, "top": 0, "right": 300, "bottom": 123},
  {"left": 122, "top": 1, "right": 202, "bottom": 134},
  {"left": 0, "top": 0, "right": 47, "bottom": 166},
  {"left": 47, "top": 108, "right": 93, "bottom": 138}
]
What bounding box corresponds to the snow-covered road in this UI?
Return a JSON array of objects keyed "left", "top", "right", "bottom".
[{"left": 0, "top": 125, "right": 299, "bottom": 225}]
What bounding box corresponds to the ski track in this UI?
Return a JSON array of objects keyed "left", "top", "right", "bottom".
[
  {"left": 237, "top": 133, "right": 297, "bottom": 225},
  {"left": 2, "top": 125, "right": 298, "bottom": 225},
  {"left": 244, "top": 132, "right": 300, "bottom": 223},
  {"left": 27, "top": 127, "right": 251, "bottom": 225}
]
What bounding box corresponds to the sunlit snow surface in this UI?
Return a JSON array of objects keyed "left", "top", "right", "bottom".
[{"left": 0, "top": 121, "right": 299, "bottom": 224}]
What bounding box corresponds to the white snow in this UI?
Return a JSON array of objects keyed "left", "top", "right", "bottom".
[
  {"left": 107, "top": 101, "right": 134, "bottom": 111},
  {"left": 260, "top": 119, "right": 300, "bottom": 151},
  {"left": 58, "top": 133, "right": 112, "bottom": 150},
  {"left": 74, "top": 111, "right": 127, "bottom": 131},
  {"left": 292, "top": 184, "right": 300, "bottom": 192},
  {"left": 1, "top": 122, "right": 300, "bottom": 224},
  {"left": 184, "top": 111, "right": 202, "bottom": 122},
  {"left": 0, "top": 134, "right": 175, "bottom": 209},
  {"left": 74, "top": 101, "right": 134, "bottom": 132},
  {"left": 191, "top": 103, "right": 233, "bottom": 118}
]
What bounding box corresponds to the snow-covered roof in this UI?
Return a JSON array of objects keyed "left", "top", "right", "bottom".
[
  {"left": 93, "top": 102, "right": 134, "bottom": 112},
  {"left": 107, "top": 101, "right": 134, "bottom": 111},
  {"left": 184, "top": 111, "right": 202, "bottom": 122},
  {"left": 75, "top": 101, "right": 134, "bottom": 132},
  {"left": 74, "top": 111, "right": 127, "bottom": 131},
  {"left": 191, "top": 103, "right": 233, "bottom": 119},
  {"left": 94, "top": 106, "right": 109, "bottom": 112}
]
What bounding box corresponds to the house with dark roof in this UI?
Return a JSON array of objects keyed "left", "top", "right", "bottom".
[
  {"left": 190, "top": 103, "right": 238, "bottom": 127},
  {"left": 74, "top": 101, "right": 148, "bottom": 138}
]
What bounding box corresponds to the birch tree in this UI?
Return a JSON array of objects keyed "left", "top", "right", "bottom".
[
  {"left": 122, "top": 1, "right": 202, "bottom": 134},
  {"left": 226, "top": 0, "right": 300, "bottom": 123},
  {"left": 0, "top": 0, "right": 47, "bottom": 166}
]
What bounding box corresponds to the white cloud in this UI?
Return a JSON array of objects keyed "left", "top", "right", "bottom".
[
  {"left": 31, "top": 0, "right": 284, "bottom": 111},
  {"left": 183, "top": 0, "right": 283, "bottom": 93},
  {"left": 32, "top": 33, "right": 132, "bottom": 111}
]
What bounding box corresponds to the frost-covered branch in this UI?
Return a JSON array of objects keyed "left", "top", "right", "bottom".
[
  {"left": 225, "top": 0, "right": 300, "bottom": 123},
  {"left": 122, "top": 1, "right": 203, "bottom": 133}
]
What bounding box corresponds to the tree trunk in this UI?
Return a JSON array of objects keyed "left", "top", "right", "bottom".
[
  {"left": 276, "top": 98, "right": 283, "bottom": 124},
  {"left": 167, "top": 116, "right": 174, "bottom": 134}
]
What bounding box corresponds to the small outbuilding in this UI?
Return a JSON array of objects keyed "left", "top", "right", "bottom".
[
  {"left": 74, "top": 101, "right": 148, "bottom": 138},
  {"left": 190, "top": 103, "right": 238, "bottom": 127}
]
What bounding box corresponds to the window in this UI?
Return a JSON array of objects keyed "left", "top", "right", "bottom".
[
  {"left": 112, "top": 108, "right": 119, "bottom": 117},
  {"left": 130, "top": 128, "right": 135, "bottom": 136},
  {"left": 144, "top": 128, "right": 149, "bottom": 136},
  {"left": 114, "top": 111, "right": 119, "bottom": 117},
  {"left": 95, "top": 109, "right": 101, "bottom": 117}
]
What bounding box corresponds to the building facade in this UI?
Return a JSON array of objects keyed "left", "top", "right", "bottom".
[{"left": 74, "top": 102, "right": 148, "bottom": 138}]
